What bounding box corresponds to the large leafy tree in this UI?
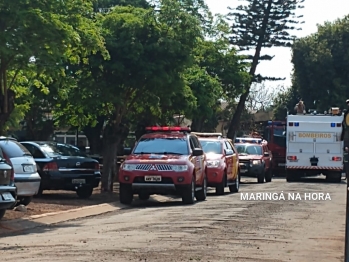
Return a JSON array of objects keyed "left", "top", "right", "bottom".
[
  {"left": 225, "top": 0, "right": 304, "bottom": 139},
  {"left": 0, "top": 0, "right": 106, "bottom": 133},
  {"left": 60, "top": 1, "right": 202, "bottom": 192},
  {"left": 291, "top": 16, "right": 349, "bottom": 111}
]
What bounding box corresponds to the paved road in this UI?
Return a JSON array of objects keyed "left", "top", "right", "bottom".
[{"left": 0, "top": 176, "right": 346, "bottom": 262}]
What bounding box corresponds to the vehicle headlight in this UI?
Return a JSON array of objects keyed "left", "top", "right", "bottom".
[
  {"left": 251, "top": 160, "right": 261, "bottom": 165},
  {"left": 122, "top": 164, "right": 137, "bottom": 171},
  {"left": 207, "top": 160, "right": 220, "bottom": 168},
  {"left": 171, "top": 165, "right": 188, "bottom": 172}
]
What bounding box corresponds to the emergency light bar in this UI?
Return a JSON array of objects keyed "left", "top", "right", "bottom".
[
  {"left": 267, "top": 121, "right": 285, "bottom": 126},
  {"left": 145, "top": 126, "right": 191, "bottom": 132},
  {"left": 235, "top": 137, "right": 262, "bottom": 144},
  {"left": 191, "top": 132, "right": 222, "bottom": 138}
]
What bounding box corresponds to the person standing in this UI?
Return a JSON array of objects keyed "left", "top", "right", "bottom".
[{"left": 294, "top": 99, "right": 306, "bottom": 114}]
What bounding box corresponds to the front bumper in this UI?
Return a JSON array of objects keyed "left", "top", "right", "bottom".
[
  {"left": 119, "top": 170, "right": 193, "bottom": 195},
  {"left": 206, "top": 167, "right": 224, "bottom": 185},
  {"left": 0, "top": 186, "right": 17, "bottom": 210},
  {"left": 239, "top": 163, "right": 264, "bottom": 176},
  {"left": 15, "top": 172, "right": 41, "bottom": 197}
]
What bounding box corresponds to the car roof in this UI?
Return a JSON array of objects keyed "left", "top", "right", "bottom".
[
  {"left": 140, "top": 132, "right": 188, "bottom": 139},
  {"left": 235, "top": 142, "right": 262, "bottom": 147},
  {"left": 0, "top": 136, "right": 17, "bottom": 141}
]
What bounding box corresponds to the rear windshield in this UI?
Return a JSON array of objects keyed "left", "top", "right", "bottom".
[
  {"left": 133, "top": 138, "right": 189, "bottom": 155},
  {"left": 0, "top": 140, "right": 31, "bottom": 158},
  {"left": 39, "top": 143, "right": 87, "bottom": 157},
  {"left": 199, "top": 140, "right": 222, "bottom": 154},
  {"left": 235, "top": 144, "right": 262, "bottom": 155}
]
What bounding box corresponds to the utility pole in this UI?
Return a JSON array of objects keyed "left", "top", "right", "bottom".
[{"left": 345, "top": 147, "right": 349, "bottom": 262}]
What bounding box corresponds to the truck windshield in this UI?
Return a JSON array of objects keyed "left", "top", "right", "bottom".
[
  {"left": 133, "top": 138, "right": 189, "bottom": 155},
  {"left": 199, "top": 140, "right": 222, "bottom": 154},
  {"left": 273, "top": 129, "right": 286, "bottom": 148},
  {"left": 235, "top": 145, "right": 262, "bottom": 155}
]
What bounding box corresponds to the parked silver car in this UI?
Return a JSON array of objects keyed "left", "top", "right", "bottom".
[
  {"left": 0, "top": 137, "right": 41, "bottom": 206},
  {"left": 0, "top": 159, "right": 16, "bottom": 220}
]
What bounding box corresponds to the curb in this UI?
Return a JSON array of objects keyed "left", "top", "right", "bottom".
[
  {"left": 0, "top": 195, "right": 171, "bottom": 235},
  {"left": 0, "top": 202, "right": 125, "bottom": 235}
]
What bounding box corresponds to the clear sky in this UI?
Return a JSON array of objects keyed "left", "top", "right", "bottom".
[{"left": 205, "top": 0, "right": 349, "bottom": 89}]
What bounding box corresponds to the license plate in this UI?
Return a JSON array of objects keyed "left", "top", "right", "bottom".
[
  {"left": 278, "top": 163, "right": 286, "bottom": 167},
  {"left": 144, "top": 176, "right": 161, "bottom": 182},
  {"left": 1, "top": 192, "right": 13, "bottom": 201},
  {"left": 23, "top": 165, "right": 34, "bottom": 172},
  {"left": 72, "top": 179, "right": 86, "bottom": 184},
  {"left": 240, "top": 169, "right": 248, "bottom": 173}
]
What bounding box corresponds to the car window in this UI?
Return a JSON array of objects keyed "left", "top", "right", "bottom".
[
  {"left": 235, "top": 144, "right": 262, "bottom": 155},
  {"left": 200, "top": 140, "right": 222, "bottom": 154},
  {"left": 0, "top": 140, "right": 32, "bottom": 158},
  {"left": 39, "top": 143, "right": 87, "bottom": 157},
  {"left": 191, "top": 136, "right": 199, "bottom": 148},
  {"left": 133, "top": 138, "right": 189, "bottom": 155},
  {"left": 225, "top": 141, "right": 233, "bottom": 151},
  {"left": 22, "top": 143, "right": 46, "bottom": 158}
]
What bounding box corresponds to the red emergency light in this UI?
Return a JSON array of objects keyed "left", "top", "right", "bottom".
[{"left": 145, "top": 126, "right": 191, "bottom": 132}]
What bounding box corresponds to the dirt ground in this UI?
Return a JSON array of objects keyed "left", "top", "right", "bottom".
[
  {"left": 2, "top": 183, "right": 120, "bottom": 221},
  {"left": 0, "top": 176, "right": 346, "bottom": 261}
]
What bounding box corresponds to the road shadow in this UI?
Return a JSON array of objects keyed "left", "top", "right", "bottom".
[
  {"left": 287, "top": 176, "right": 347, "bottom": 184},
  {"left": 0, "top": 219, "right": 81, "bottom": 238},
  {"left": 130, "top": 196, "right": 198, "bottom": 209}
]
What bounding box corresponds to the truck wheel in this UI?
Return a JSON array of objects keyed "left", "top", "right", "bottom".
[
  {"left": 120, "top": 183, "right": 133, "bottom": 205},
  {"left": 326, "top": 172, "right": 342, "bottom": 183},
  {"left": 195, "top": 174, "right": 207, "bottom": 201},
  {"left": 216, "top": 173, "right": 226, "bottom": 195},
  {"left": 138, "top": 192, "right": 150, "bottom": 200},
  {"left": 286, "top": 171, "right": 299, "bottom": 182},
  {"left": 265, "top": 169, "right": 272, "bottom": 183},
  {"left": 257, "top": 172, "right": 265, "bottom": 183},
  {"left": 229, "top": 172, "right": 239, "bottom": 193},
  {"left": 182, "top": 177, "right": 195, "bottom": 204}
]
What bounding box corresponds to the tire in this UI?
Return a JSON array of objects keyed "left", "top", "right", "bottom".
[
  {"left": 19, "top": 196, "right": 33, "bottom": 206},
  {"left": 120, "top": 183, "right": 133, "bottom": 205},
  {"left": 326, "top": 172, "right": 342, "bottom": 183},
  {"left": 76, "top": 186, "right": 93, "bottom": 199},
  {"left": 182, "top": 177, "right": 195, "bottom": 204},
  {"left": 229, "top": 171, "right": 239, "bottom": 193},
  {"left": 138, "top": 192, "right": 150, "bottom": 200},
  {"left": 265, "top": 169, "right": 272, "bottom": 183},
  {"left": 216, "top": 173, "right": 226, "bottom": 195},
  {"left": 195, "top": 174, "right": 207, "bottom": 201},
  {"left": 257, "top": 171, "right": 265, "bottom": 183},
  {"left": 0, "top": 209, "right": 5, "bottom": 220},
  {"left": 286, "top": 171, "right": 299, "bottom": 182}
]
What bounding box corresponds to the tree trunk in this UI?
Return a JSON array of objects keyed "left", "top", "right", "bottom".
[
  {"left": 101, "top": 121, "right": 129, "bottom": 192},
  {"left": 83, "top": 116, "right": 105, "bottom": 155},
  {"left": 226, "top": 0, "right": 273, "bottom": 140},
  {"left": 0, "top": 66, "right": 15, "bottom": 135},
  {"left": 190, "top": 117, "right": 203, "bottom": 132}
]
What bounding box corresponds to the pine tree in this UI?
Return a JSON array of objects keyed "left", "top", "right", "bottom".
[{"left": 226, "top": 0, "right": 304, "bottom": 139}]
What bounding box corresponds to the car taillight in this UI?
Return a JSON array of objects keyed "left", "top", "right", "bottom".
[
  {"left": 2, "top": 152, "right": 14, "bottom": 182},
  {"left": 287, "top": 156, "right": 297, "bottom": 161},
  {"left": 95, "top": 162, "right": 100, "bottom": 170},
  {"left": 332, "top": 156, "right": 342, "bottom": 161},
  {"left": 43, "top": 162, "right": 58, "bottom": 171}
]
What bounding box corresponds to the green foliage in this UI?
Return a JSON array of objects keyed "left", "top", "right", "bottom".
[{"left": 289, "top": 16, "right": 349, "bottom": 112}]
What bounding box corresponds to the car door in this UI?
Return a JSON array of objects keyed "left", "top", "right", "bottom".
[
  {"left": 189, "top": 136, "right": 204, "bottom": 185},
  {"left": 262, "top": 146, "right": 270, "bottom": 169},
  {"left": 224, "top": 141, "right": 234, "bottom": 181},
  {"left": 228, "top": 140, "right": 239, "bottom": 180}
]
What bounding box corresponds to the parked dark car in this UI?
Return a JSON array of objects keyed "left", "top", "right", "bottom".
[
  {"left": 20, "top": 141, "right": 101, "bottom": 199},
  {"left": 0, "top": 159, "right": 17, "bottom": 220}
]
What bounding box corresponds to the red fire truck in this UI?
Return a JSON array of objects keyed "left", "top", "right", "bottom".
[{"left": 262, "top": 121, "right": 286, "bottom": 176}]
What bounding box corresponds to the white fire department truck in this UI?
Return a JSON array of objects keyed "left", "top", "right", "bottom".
[{"left": 286, "top": 108, "right": 344, "bottom": 183}]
